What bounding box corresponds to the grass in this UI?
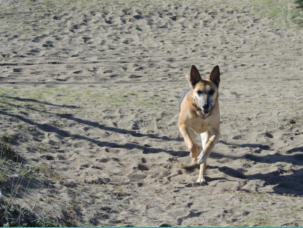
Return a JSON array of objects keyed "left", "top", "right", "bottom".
[
  {"left": 0, "top": 198, "right": 59, "bottom": 227},
  {"left": 251, "top": 0, "right": 303, "bottom": 27},
  {"left": 0, "top": 131, "right": 82, "bottom": 226},
  {"left": 0, "top": 138, "right": 60, "bottom": 226},
  {"left": 0, "top": 87, "right": 163, "bottom": 110},
  {"left": 0, "top": 140, "right": 22, "bottom": 162},
  {"left": 35, "top": 164, "right": 62, "bottom": 182},
  {"left": 296, "top": 0, "right": 303, "bottom": 8}
]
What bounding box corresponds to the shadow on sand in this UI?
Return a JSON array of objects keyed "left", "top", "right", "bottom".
[
  {"left": 215, "top": 140, "right": 303, "bottom": 196},
  {"left": 0, "top": 96, "right": 186, "bottom": 158}
]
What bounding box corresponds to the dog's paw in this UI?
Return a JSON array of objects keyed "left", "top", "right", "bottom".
[
  {"left": 196, "top": 177, "right": 207, "bottom": 185},
  {"left": 209, "top": 135, "right": 216, "bottom": 143}
]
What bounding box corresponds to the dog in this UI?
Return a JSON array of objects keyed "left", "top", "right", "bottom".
[{"left": 178, "top": 65, "right": 220, "bottom": 184}]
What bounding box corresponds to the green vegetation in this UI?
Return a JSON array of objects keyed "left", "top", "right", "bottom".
[
  {"left": 35, "top": 164, "right": 62, "bottom": 182},
  {"left": 251, "top": 0, "right": 303, "bottom": 27},
  {"left": 0, "top": 141, "right": 20, "bottom": 162},
  {"left": 0, "top": 198, "right": 59, "bottom": 227},
  {"left": 295, "top": 0, "right": 303, "bottom": 8},
  {"left": 0, "top": 87, "right": 163, "bottom": 109},
  {"left": 0, "top": 138, "right": 59, "bottom": 226}
]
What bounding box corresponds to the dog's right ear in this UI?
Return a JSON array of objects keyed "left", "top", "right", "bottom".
[
  {"left": 188, "top": 65, "right": 201, "bottom": 88},
  {"left": 209, "top": 65, "right": 220, "bottom": 87}
]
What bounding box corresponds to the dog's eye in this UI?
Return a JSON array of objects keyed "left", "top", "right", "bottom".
[
  {"left": 197, "top": 90, "right": 203, "bottom": 95},
  {"left": 208, "top": 89, "right": 215, "bottom": 95}
]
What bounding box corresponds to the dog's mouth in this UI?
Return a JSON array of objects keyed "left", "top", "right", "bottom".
[
  {"left": 202, "top": 109, "right": 209, "bottom": 114},
  {"left": 199, "top": 103, "right": 210, "bottom": 115}
]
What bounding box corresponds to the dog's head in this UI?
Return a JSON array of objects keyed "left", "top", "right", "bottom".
[{"left": 187, "top": 65, "right": 220, "bottom": 115}]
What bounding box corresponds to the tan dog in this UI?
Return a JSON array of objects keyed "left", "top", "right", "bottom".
[{"left": 178, "top": 65, "right": 220, "bottom": 184}]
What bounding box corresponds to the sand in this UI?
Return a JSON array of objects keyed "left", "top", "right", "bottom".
[{"left": 1, "top": 0, "right": 303, "bottom": 226}]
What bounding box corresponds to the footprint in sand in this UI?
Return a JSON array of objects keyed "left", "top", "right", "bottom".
[
  {"left": 40, "top": 154, "right": 55, "bottom": 160},
  {"left": 177, "top": 209, "right": 203, "bottom": 226},
  {"left": 82, "top": 36, "right": 91, "bottom": 44},
  {"left": 97, "top": 158, "right": 110, "bottom": 163},
  {"left": 13, "top": 68, "right": 22, "bottom": 73},
  {"left": 32, "top": 34, "right": 47, "bottom": 43},
  {"left": 137, "top": 163, "right": 149, "bottom": 171},
  {"left": 27, "top": 48, "right": 41, "bottom": 56},
  {"left": 42, "top": 40, "right": 54, "bottom": 48},
  {"left": 84, "top": 176, "right": 110, "bottom": 184}
]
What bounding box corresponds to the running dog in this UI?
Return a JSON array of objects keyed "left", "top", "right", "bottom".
[{"left": 178, "top": 65, "right": 220, "bottom": 184}]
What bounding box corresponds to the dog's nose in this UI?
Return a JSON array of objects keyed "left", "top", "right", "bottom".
[{"left": 203, "top": 104, "right": 209, "bottom": 110}]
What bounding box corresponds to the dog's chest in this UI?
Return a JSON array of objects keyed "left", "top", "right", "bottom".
[{"left": 188, "top": 118, "right": 208, "bottom": 133}]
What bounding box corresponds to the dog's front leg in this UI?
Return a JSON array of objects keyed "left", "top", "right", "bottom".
[
  {"left": 178, "top": 124, "right": 198, "bottom": 163},
  {"left": 197, "top": 134, "right": 218, "bottom": 164},
  {"left": 197, "top": 162, "right": 207, "bottom": 184},
  {"left": 196, "top": 132, "right": 219, "bottom": 184}
]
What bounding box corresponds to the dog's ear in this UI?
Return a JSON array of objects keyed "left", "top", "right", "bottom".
[
  {"left": 209, "top": 65, "right": 220, "bottom": 87},
  {"left": 189, "top": 65, "right": 201, "bottom": 88}
]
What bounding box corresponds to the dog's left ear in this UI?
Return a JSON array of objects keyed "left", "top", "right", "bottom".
[
  {"left": 209, "top": 65, "right": 220, "bottom": 87},
  {"left": 189, "top": 65, "right": 202, "bottom": 88}
]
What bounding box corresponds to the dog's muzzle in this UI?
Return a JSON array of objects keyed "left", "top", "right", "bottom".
[
  {"left": 198, "top": 100, "right": 209, "bottom": 115},
  {"left": 202, "top": 103, "right": 209, "bottom": 114}
]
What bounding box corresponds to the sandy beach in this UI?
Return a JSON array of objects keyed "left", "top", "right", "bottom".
[{"left": 1, "top": 0, "right": 303, "bottom": 226}]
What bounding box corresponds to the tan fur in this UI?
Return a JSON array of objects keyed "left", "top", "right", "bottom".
[{"left": 178, "top": 65, "right": 220, "bottom": 183}]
